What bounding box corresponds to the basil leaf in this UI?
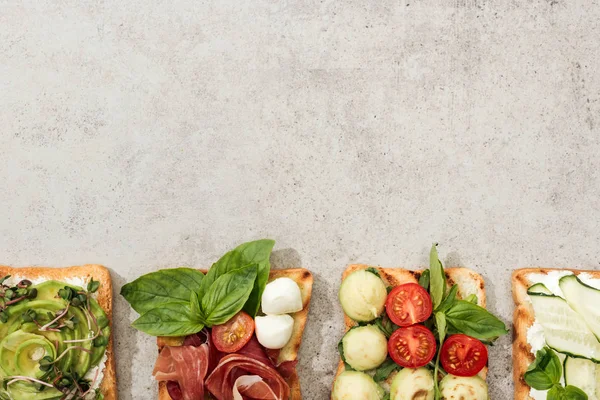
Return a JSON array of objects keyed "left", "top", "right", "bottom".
[
  {"left": 435, "top": 312, "right": 447, "bottom": 343},
  {"left": 373, "top": 358, "right": 399, "bottom": 382},
  {"left": 418, "top": 269, "right": 430, "bottom": 291},
  {"left": 382, "top": 394, "right": 390, "bottom": 400},
  {"left": 199, "top": 239, "right": 274, "bottom": 317},
  {"left": 366, "top": 267, "right": 381, "bottom": 277},
  {"left": 436, "top": 284, "right": 458, "bottom": 313},
  {"left": 563, "top": 385, "right": 588, "bottom": 400},
  {"left": 131, "top": 303, "right": 204, "bottom": 336},
  {"left": 465, "top": 294, "right": 478, "bottom": 304},
  {"left": 445, "top": 300, "right": 508, "bottom": 340},
  {"left": 121, "top": 268, "right": 205, "bottom": 314},
  {"left": 429, "top": 243, "right": 446, "bottom": 309},
  {"left": 201, "top": 264, "right": 258, "bottom": 326},
  {"left": 547, "top": 386, "right": 563, "bottom": 400},
  {"left": 190, "top": 291, "right": 203, "bottom": 322},
  {"left": 524, "top": 347, "right": 562, "bottom": 390},
  {"left": 374, "top": 315, "right": 398, "bottom": 338}
]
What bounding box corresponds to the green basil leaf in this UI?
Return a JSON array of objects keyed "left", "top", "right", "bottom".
[
  {"left": 131, "top": 303, "right": 204, "bottom": 336},
  {"left": 382, "top": 394, "right": 390, "bottom": 400},
  {"left": 445, "top": 300, "right": 508, "bottom": 340},
  {"left": 190, "top": 291, "right": 203, "bottom": 322},
  {"left": 436, "top": 284, "right": 458, "bottom": 313},
  {"left": 429, "top": 243, "right": 446, "bottom": 309},
  {"left": 418, "top": 269, "right": 430, "bottom": 291},
  {"left": 465, "top": 294, "right": 478, "bottom": 304},
  {"left": 374, "top": 315, "right": 398, "bottom": 338},
  {"left": 435, "top": 312, "right": 447, "bottom": 344},
  {"left": 547, "top": 385, "right": 563, "bottom": 400},
  {"left": 201, "top": 264, "right": 258, "bottom": 326},
  {"left": 366, "top": 267, "right": 381, "bottom": 277},
  {"left": 373, "top": 358, "right": 399, "bottom": 382},
  {"left": 199, "top": 239, "right": 274, "bottom": 317},
  {"left": 564, "top": 385, "right": 588, "bottom": 400},
  {"left": 524, "top": 347, "right": 562, "bottom": 390},
  {"left": 121, "top": 268, "right": 205, "bottom": 314}
]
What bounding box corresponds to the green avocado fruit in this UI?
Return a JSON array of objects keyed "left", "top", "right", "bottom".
[{"left": 0, "top": 280, "right": 109, "bottom": 400}]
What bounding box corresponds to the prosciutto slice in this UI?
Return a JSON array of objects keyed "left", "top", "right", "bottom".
[
  {"left": 153, "top": 344, "right": 209, "bottom": 400},
  {"left": 206, "top": 354, "right": 291, "bottom": 400}
]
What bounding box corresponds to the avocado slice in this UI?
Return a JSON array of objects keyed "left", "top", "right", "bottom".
[{"left": 0, "top": 279, "right": 110, "bottom": 400}]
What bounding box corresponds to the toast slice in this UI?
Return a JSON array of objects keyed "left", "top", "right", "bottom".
[
  {"left": 333, "top": 264, "right": 488, "bottom": 391},
  {"left": 157, "top": 268, "right": 314, "bottom": 400},
  {"left": 0, "top": 264, "right": 117, "bottom": 400},
  {"left": 512, "top": 267, "right": 600, "bottom": 400}
]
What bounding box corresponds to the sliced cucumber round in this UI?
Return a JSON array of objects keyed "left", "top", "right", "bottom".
[
  {"left": 439, "top": 374, "right": 488, "bottom": 400},
  {"left": 339, "top": 269, "right": 387, "bottom": 322},
  {"left": 332, "top": 371, "right": 385, "bottom": 400},
  {"left": 390, "top": 367, "right": 434, "bottom": 400},
  {"left": 342, "top": 325, "right": 388, "bottom": 371}
]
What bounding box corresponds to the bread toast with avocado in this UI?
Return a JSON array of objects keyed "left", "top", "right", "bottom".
[{"left": 0, "top": 264, "right": 117, "bottom": 400}]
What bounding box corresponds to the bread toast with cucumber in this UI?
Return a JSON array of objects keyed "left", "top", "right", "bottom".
[
  {"left": 0, "top": 264, "right": 117, "bottom": 400},
  {"left": 333, "top": 264, "right": 489, "bottom": 395},
  {"left": 512, "top": 267, "right": 600, "bottom": 400},
  {"left": 157, "top": 268, "right": 313, "bottom": 400}
]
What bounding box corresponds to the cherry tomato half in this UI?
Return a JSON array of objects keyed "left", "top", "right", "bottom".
[
  {"left": 388, "top": 325, "right": 436, "bottom": 368},
  {"left": 385, "top": 283, "right": 433, "bottom": 327},
  {"left": 440, "top": 334, "right": 488, "bottom": 377},
  {"left": 211, "top": 311, "right": 255, "bottom": 353}
]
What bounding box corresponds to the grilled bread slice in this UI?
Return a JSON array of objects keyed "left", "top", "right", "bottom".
[
  {"left": 0, "top": 264, "right": 117, "bottom": 400},
  {"left": 333, "top": 264, "right": 488, "bottom": 392},
  {"left": 512, "top": 267, "right": 600, "bottom": 400},
  {"left": 157, "top": 268, "right": 313, "bottom": 400}
]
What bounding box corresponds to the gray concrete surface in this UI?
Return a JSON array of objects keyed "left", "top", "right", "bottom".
[{"left": 1, "top": 0, "right": 599, "bottom": 398}]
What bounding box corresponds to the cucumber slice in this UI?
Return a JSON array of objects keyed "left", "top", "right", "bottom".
[
  {"left": 529, "top": 293, "right": 600, "bottom": 362},
  {"left": 560, "top": 274, "right": 600, "bottom": 341},
  {"left": 341, "top": 325, "right": 388, "bottom": 371},
  {"left": 528, "top": 283, "right": 553, "bottom": 296},
  {"left": 564, "top": 356, "right": 599, "bottom": 400}
]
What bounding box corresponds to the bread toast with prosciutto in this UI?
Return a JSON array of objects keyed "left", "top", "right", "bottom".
[
  {"left": 157, "top": 268, "right": 313, "bottom": 400},
  {"left": 512, "top": 267, "right": 600, "bottom": 400},
  {"left": 0, "top": 264, "right": 117, "bottom": 400},
  {"left": 333, "top": 264, "right": 488, "bottom": 392}
]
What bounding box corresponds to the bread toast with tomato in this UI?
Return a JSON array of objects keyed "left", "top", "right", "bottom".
[
  {"left": 333, "top": 264, "right": 488, "bottom": 393},
  {"left": 157, "top": 268, "right": 313, "bottom": 400},
  {"left": 512, "top": 267, "right": 600, "bottom": 400},
  {"left": 0, "top": 264, "right": 117, "bottom": 400}
]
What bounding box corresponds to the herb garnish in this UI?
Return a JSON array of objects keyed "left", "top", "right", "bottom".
[
  {"left": 121, "top": 239, "right": 275, "bottom": 336},
  {"left": 525, "top": 347, "right": 588, "bottom": 400},
  {"left": 0, "top": 277, "right": 37, "bottom": 322}
]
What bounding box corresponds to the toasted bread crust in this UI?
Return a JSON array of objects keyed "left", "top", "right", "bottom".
[
  {"left": 0, "top": 264, "right": 117, "bottom": 400},
  {"left": 512, "top": 267, "right": 600, "bottom": 400},
  {"left": 333, "top": 265, "right": 488, "bottom": 395},
  {"left": 157, "top": 268, "right": 313, "bottom": 400}
]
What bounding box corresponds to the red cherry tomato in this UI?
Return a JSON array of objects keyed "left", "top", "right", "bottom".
[
  {"left": 385, "top": 283, "right": 433, "bottom": 327},
  {"left": 211, "top": 311, "right": 255, "bottom": 353},
  {"left": 440, "top": 334, "right": 488, "bottom": 377},
  {"left": 388, "top": 325, "right": 436, "bottom": 368}
]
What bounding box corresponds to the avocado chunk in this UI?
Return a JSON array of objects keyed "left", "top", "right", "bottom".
[
  {"left": 332, "top": 371, "right": 385, "bottom": 400},
  {"left": 439, "top": 374, "right": 489, "bottom": 400},
  {"left": 339, "top": 270, "right": 387, "bottom": 322},
  {"left": 342, "top": 325, "right": 388, "bottom": 371},
  {"left": 390, "top": 367, "right": 434, "bottom": 400}
]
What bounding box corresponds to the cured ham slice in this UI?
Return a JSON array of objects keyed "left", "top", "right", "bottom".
[
  {"left": 233, "top": 375, "right": 278, "bottom": 400},
  {"left": 153, "top": 344, "right": 209, "bottom": 400},
  {"left": 205, "top": 354, "right": 291, "bottom": 400}
]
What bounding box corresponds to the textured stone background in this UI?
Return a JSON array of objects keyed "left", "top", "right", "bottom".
[{"left": 1, "top": 1, "right": 599, "bottom": 398}]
